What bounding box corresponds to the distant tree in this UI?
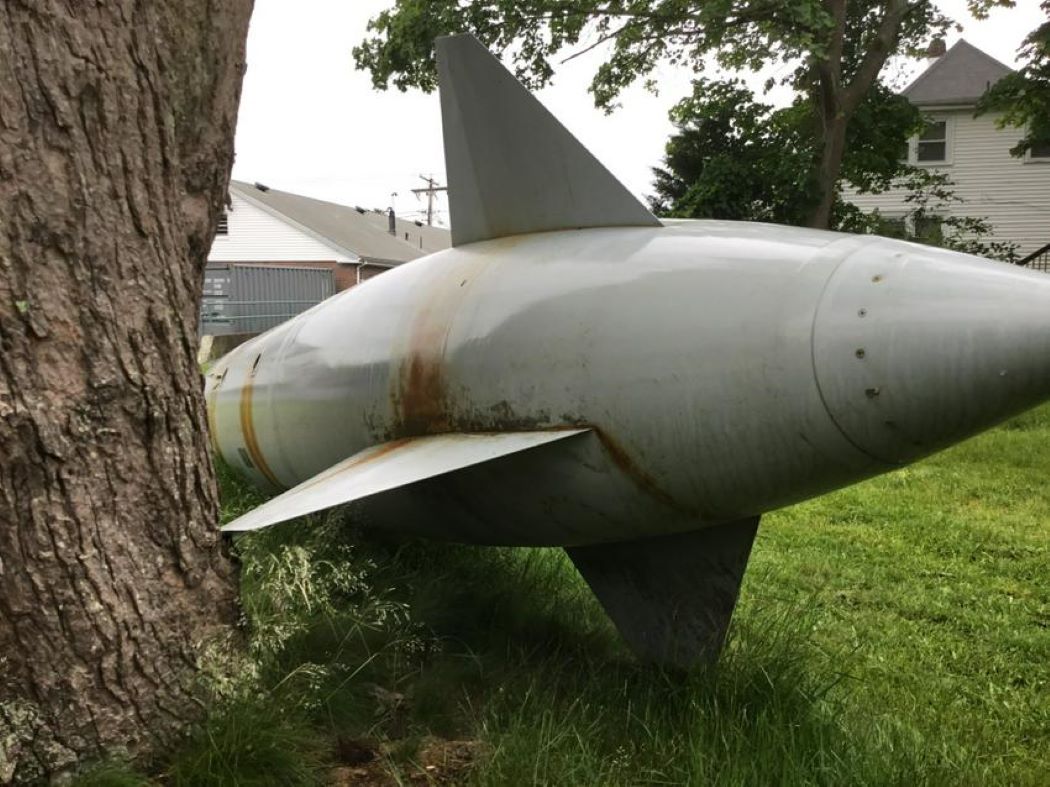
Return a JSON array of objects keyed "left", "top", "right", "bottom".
[
  {"left": 649, "top": 79, "right": 920, "bottom": 226},
  {"left": 0, "top": 2, "right": 252, "bottom": 781},
  {"left": 354, "top": 0, "right": 1011, "bottom": 230},
  {"left": 977, "top": 1, "right": 1050, "bottom": 158}
]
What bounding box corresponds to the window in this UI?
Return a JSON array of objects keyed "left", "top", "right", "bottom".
[
  {"left": 915, "top": 120, "right": 949, "bottom": 163},
  {"left": 216, "top": 213, "right": 229, "bottom": 235},
  {"left": 1029, "top": 140, "right": 1050, "bottom": 160},
  {"left": 914, "top": 215, "right": 944, "bottom": 245},
  {"left": 876, "top": 216, "right": 907, "bottom": 239}
]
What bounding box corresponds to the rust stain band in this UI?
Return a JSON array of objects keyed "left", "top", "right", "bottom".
[{"left": 239, "top": 364, "right": 282, "bottom": 488}]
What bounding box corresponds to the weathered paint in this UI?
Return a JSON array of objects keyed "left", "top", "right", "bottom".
[
  {"left": 237, "top": 353, "right": 282, "bottom": 488},
  {"left": 210, "top": 32, "right": 1050, "bottom": 668},
  {"left": 222, "top": 430, "right": 591, "bottom": 533},
  {"left": 207, "top": 220, "right": 1050, "bottom": 546}
]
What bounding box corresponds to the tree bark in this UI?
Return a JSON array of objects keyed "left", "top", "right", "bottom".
[
  {"left": 808, "top": 92, "right": 849, "bottom": 230},
  {"left": 806, "top": 0, "right": 910, "bottom": 229},
  {"left": 0, "top": 1, "right": 253, "bottom": 781}
]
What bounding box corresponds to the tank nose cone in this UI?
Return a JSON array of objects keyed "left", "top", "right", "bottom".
[{"left": 813, "top": 240, "right": 1050, "bottom": 465}]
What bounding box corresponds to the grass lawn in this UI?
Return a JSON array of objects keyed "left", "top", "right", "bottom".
[{"left": 80, "top": 406, "right": 1050, "bottom": 786}]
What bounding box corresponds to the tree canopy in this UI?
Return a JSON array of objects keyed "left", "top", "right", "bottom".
[
  {"left": 977, "top": 1, "right": 1050, "bottom": 158},
  {"left": 649, "top": 79, "right": 920, "bottom": 226},
  {"left": 354, "top": 1, "right": 1009, "bottom": 228}
]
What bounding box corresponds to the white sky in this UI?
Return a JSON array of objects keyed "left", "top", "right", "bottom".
[{"left": 231, "top": 0, "right": 1045, "bottom": 226}]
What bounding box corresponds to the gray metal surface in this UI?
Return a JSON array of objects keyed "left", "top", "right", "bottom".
[
  {"left": 206, "top": 220, "right": 1050, "bottom": 541},
  {"left": 207, "top": 223, "right": 885, "bottom": 538},
  {"left": 204, "top": 35, "right": 1050, "bottom": 667},
  {"left": 436, "top": 34, "right": 661, "bottom": 246},
  {"left": 223, "top": 429, "right": 590, "bottom": 533},
  {"left": 813, "top": 241, "right": 1050, "bottom": 464},
  {"left": 200, "top": 263, "right": 334, "bottom": 336},
  {"left": 567, "top": 517, "right": 759, "bottom": 667}
]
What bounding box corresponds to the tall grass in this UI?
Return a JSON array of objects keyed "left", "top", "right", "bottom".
[{"left": 75, "top": 407, "right": 1050, "bottom": 785}]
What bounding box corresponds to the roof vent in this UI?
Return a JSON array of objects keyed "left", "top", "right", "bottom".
[
  {"left": 254, "top": 182, "right": 270, "bottom": 192},
  {"left": 414, "top": 220, "right": 423, "bottom": 227},
  {"left": 354, "top": 206, "right": 366, "bottom": 214},
  {"left": 926, "top": 38, "right": 946, "bottom": 58}
]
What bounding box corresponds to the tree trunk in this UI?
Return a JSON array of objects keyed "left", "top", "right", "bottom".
[
  {"left": 807, "top": 108, "right": 849, "bottom": 230},
  {"left": 806, "top": 0, "right": 907, "bottom": 229},
  {"left": 0, "top": 1, "right": 253, "bottom": 781}
]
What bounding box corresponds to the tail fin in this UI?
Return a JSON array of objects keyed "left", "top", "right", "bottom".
[
  {"left": 436, "top": 34, "right": 661, "bottom": 247},
  {"left": 567, "top": 517, "right": 759, "bottom": 667}
]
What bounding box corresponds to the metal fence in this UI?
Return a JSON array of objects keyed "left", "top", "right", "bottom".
[
  {"left": 1018, "top": 242, "right": 1050, "bottom": 273},
  {"left": 200, "top": 263, "right": 335, "bottom": 336}
]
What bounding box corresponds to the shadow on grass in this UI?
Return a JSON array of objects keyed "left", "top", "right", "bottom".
[
  {"left": 336, "top": 531, "right": 955, "bottom": 787},
  {"left": 102, "top": 463, "right": 983, "bottom": 786}
]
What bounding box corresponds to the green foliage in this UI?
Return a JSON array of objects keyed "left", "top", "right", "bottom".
[
  {"left": 355, "top": 2, "right": 1035, "bottom": 231},
  {"left": 650, "top": 79, "right": 920, "bottom": 225},
  {"left": 160, "top": 463, "right": 433, "bottom": 785},
  {"left": 649, "top": 80, "right": 816, "bottom": 223},
  {"left": 154, "top": 419, "right": 1050, "bottom": 784},
  {"left": 977, "top": 2, "right": 1050, "bottom": 157},
  {"left": 354, "top": 1, "right": 951, "bottom": 110},
  {"left": 70, "top": 760, "right": 151, "bottom": 787},
  {"left": 649, "top": 78, "right": 1018, "bottom": 261},
  {"left": 165, "top": 698, "right": 325, "bottom": 787}
]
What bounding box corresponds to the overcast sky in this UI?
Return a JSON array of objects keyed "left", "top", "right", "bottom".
[{"left": 231, "top": 0, "right": 1045, "bottom": 226}]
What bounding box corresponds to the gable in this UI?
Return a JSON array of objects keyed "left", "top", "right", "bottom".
[
  {"left": 903, "top": 40, "right": 1013, "bottom": 107},
  {"left": 208, "top": 194, "right": 358, "bottom": 263},
  {"left": 230, "top": 181, "right": 438, "bottom": 263}
]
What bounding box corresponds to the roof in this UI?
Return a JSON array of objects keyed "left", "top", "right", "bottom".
[
  {"left": 361, "top": 210, "right": 451, "bottom": 255},
  {"left": 902, "top": 40, "right": 1013, "bottom": 107},
  {"left": 229, "top": 181, "right": 450, "bottom": 265}
]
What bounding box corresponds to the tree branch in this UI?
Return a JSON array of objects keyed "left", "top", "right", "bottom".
[
  {"left": 560, "top": 21, "right": 633, "bottom": 63},
  {"left": 841, "top": 0, "right": 913, "bottom": 112}
]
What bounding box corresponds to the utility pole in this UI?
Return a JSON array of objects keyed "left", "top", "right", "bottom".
[{"left": 411, "top": 174, "right": 447, "bottom": 226}]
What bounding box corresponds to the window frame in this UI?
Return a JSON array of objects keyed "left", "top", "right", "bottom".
[
  {"left": 909, "top": 116, "right": 954, "bottom": 166},
  {"left": 1025, "top": 138, "right": 1050, "bottom": 163}
]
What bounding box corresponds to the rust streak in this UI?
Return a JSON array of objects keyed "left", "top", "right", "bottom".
[
  {"left": 392, "top": 258, "right": 493, "bottom": 439},
  {"left": 399, "top": 352, "right": 451, "bottom": 435},
  {"left": 287, "top": 438, "right": 414, "bottom": 496},
  {"left": 239, "top": 367, "right": 282, "bottom": 488},
  {"left": 592, "top": 427, "right": 695, "bottom": 516}
]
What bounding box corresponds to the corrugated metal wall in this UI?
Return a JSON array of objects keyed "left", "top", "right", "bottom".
[{"left": 200, "top": 263, "right": 335, "bottom": 336}]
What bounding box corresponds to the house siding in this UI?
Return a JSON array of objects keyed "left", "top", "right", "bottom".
[
  {"left": 208, "top": 193, "right": 356, "bottom": 263},
  {"left": 843, "top": 110, "right": 1050, "bottom": 257}
]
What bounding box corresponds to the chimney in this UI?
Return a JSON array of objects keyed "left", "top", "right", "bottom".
[
  {"left": 927, "top": 38, "right": 946, "bottom": 58},
  {"left": 387, "top": 207, "right": 396, "bottom": 236}
]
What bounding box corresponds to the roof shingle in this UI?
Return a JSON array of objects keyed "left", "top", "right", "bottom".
[
  {"left": 902, "top": 39, "right": 1013, "bottom": 107},
  {"left": 230, "top": 181, "right": 450, "bottom": 265}
]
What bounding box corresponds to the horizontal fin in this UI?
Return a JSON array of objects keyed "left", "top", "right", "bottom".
[
  {"left": 436, "top": 34, "right": 661, "bottom": 246},
  {"left": 221, "top": 429, "right": 590, "bottom": 533}
]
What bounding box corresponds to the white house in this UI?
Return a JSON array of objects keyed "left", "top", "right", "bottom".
[
  {"left": 208, "top": 181, "right": 450, "bottom": 291},
  {"left": 844, "top": 40, "right": 1050, "bottom": 260}
]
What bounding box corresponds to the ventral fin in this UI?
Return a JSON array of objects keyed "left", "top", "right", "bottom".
[
  {"left": 436, "top": 34, "right": 662, "bottom": 247},
  {"left": 567, "top": 517, "right": 760, "bottom": 667},
  {"left": 221, "top": 429, "right": 590, "bottom": 533}
]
